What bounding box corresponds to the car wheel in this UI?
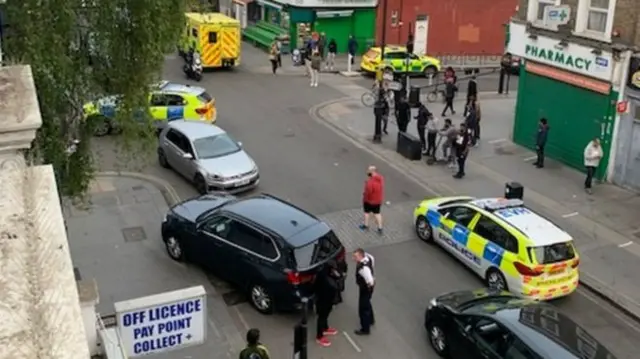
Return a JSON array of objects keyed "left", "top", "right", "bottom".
[
  {"left": 415, "top": 216, "right": 434, "bottom": 243},
  {"left": 249, "top": 283, "right": 275, "bottom": 314},
  {"left": 158, "top": 149, "right": 170, "bottom": 169},
  {"left": 90, "top": 115, "right": 111, "bottom": 137},
  {"left": 194, "top": 174, "right": 208, "bottom": 195},
  {"left": 423, "top": 66, "right": 438, "bottom": 79},
  {"left": 486, "top": 268, "right": 508, "bottom": 291},
  {"left": 164, "top": 234, "right": 184, "bottom": 261},
  {"left": 426, "top": 320, "right": 449, "bottom": 357}
]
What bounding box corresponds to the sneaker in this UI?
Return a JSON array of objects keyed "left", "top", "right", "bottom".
[
  {"left": 377, "top": 228, "right": 383, "bottom": 235},
  {"left": 316, "top": 337, "right": 331, "bottom": 347},
  {"left": 324, "top": 328, "right": 338, "bottom": 336},
  {"left": 359, "top": 224, "right": 369, "bottom": 230}
]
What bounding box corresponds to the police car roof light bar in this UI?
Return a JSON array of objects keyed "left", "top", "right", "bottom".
[{"left": 472, "top": 198, "right": 524, "bottom": 211}]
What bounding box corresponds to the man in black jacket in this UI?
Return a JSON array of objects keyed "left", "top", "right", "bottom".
[
  {"left": 415, "top": 102, "right": 431, "bottom": 153},
  {"left": 314, "top": 262, "right": 340, "bottom": 347},
  {"left": 464, "top": 76, "right": 477, "bottom": 116},
  {"left": 396, "top": 95, "right": 411, "bottom": 132},
  {"left": 441, "top": 80, "right": 457, "bottom": 116},
  {"left": 453, "top": 123, "right": 470, "bottom": 179},
  {"left": 534, "top": 118, "right": 549, "bottom": 168}
]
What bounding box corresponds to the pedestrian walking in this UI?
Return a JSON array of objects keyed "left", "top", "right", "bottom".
[
  {"left": 441, "top": 79, "right": 457, "bottom": 116},
  {"left": 453, "top": 123, "right": 471, "bottom": 179},
  {"left": 464, "top": 97, "right": 478, "bottom": 146},
  {"left": 440, "top": 119, "right": 458, "bottom": 166},
  {"left": 359, "top": 166, "right": 384, "bottom": 234},
  {"left": 348, "top": 35, "right": 358, "bottom": 72},
  {"left": 314, "top": 261, "right": 341, "bottom": 347},
  {"left": 426, "top": 114, "right": 439, "bottom": 157},
  {"left": 318, "top": 32, "right": 326, "bottom": 60},
  {"left": 353, "top": 248, "right": 375, "bottom": 335},
  {"left": 326, "top": 39, "right": 337, "bottom": 71},
  {"left": 533, "top": 118, "right": 549, "bottom": 168},
  {"left": 463, "top": 76, "right": 478, "bottom": 116},
  {"left": 310, "top": 50, "right": 322, "bottom": 87},
  {"left": 374, "top": 95, "right": 390, "bottom": 134},
  {"left": 583, "top": 137, "right": 603, "bottom": 194},
  {"left": 473, "top": 96, "right": 481, "bottom": 142},
  {"left": 406, "top": 34, "right": 414, "bottom": 54},
  {"left": 269, "top": 43, "right": 278, "bottom": 75},
  {"left": 239, "top": 328, "right": 270, "bottom": 359},
  {"left": 276, "top": 39, "right": 282, "bottom": 68},
  {"left": 396, "top": 95, "right": 410, "bottom": 132},
  {"left": 415, "top": 102, "right": 431, "bottom": 154}
]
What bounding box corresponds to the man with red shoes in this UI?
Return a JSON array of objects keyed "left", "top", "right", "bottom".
[{"left": 314, "top": 261, "right": 342, "bottom": 347}]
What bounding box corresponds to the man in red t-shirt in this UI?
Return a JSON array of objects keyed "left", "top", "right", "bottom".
[{"left": 359, "top": 166, "right": 385, "bottom": 234}]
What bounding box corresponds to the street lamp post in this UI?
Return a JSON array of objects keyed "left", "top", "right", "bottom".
[
  {"left": 373, "top": 0, "right": 389, "bottom": 143},
  {"left": 293, "top": 296, "right": 309, "bottom": 359}
]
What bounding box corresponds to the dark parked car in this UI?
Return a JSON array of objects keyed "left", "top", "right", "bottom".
[
  {"left": 425, "top": 289, "right": 617, "bottom": 359},
  {"left": 161, "top": 193, "right": 347, "bottom": 314}
]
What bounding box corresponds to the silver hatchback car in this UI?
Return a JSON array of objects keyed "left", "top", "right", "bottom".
[{"left": 157, "top": 120, "right": 259, "bottom": 194}]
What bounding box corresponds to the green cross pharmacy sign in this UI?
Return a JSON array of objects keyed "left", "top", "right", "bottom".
[{"left": 524, "top": 45, "right": 594, "bottom": 71}]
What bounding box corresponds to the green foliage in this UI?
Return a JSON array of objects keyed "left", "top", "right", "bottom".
[{"left": 4, "top": 0, "right": 187, "bottom": 198}]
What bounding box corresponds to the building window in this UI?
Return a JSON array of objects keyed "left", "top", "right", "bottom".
[
  {"left": 575, "top": 0, "right": 616, "bottom": 40},
  {"left": 586, "top": 0, "right": 608, "bottom": 32},
  {"left": 527, "top": 0, "right": 560, "bottom": 24}
]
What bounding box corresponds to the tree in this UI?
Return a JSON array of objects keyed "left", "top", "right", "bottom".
[{"left": 4, "top": 0, "right": 187, "bottom": 198}]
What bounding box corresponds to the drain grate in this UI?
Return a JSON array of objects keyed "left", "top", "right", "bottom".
[{"left": 122, "top": 227, "right": 147, "bottom": 242}]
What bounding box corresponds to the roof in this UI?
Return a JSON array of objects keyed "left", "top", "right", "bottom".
[
  {"left": 224, "top": 196, "right": 320, "bottom": 241},
  {"left": 470, "top": 198, "right": 573, "bottom": 246},
  {"left": 369, "top": 45, "right": 407, "bottom": 53},
  {"left": 168, "top": 121, "right": 225, "bottom": 139},
  {"left": 185, "top": 12, "right": 239, "bottom": 25},
  {"left": 158, "top": 81, "right": 207, "bottom": 96}
]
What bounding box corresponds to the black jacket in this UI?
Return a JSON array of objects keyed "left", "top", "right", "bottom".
[
  {"left": 415, "top": 105, "right": 430, "bottom": 128},
  {"left": 314, "top": 265, "right": 339, "bottom": 308},
  {"left": 396, "top": 101, "right": 410, "bottom": 121},
  {"left": 536, "top": 124, "right": 549, "bottom": 147},
  {"left": 328, "top": 41, "right": 337, "bottom": 53},
  {"left": 467, "top": 80, "right": 477, "bottom": 96}
]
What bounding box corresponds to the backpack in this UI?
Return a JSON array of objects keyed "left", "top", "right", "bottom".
[{"left": 240, "top": 345, "right": 268, "bottom": 359}]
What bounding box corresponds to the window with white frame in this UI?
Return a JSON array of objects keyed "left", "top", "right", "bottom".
[
  {"left": 527, "top": 0, "right": 560, "bottom": 23},
  {"left": 586, "top": 0, "right": 609, "bottom": 32}
]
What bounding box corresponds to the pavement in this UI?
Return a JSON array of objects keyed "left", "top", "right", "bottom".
[{"left": 71, "top": 42, "right": 640, "bottom": 359}]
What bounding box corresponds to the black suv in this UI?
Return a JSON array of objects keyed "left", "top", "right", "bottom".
[
  {"left": 425, "top": 290, "right": 617, "bottom": 359},
  {"left": 161, "top": 193, "right": 347, "bottom": 314}
]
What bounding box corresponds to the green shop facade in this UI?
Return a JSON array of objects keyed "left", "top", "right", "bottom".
[
  {"left": 249, "top": 0, "right": 377, "bottom": 54},
  {"left": 507, "top": 22, "right": 619, "bottom": 180}
]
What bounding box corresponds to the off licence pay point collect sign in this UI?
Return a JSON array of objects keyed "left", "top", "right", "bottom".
[{"left": 115, "top": 286, "right": 207, "bottom": 357}]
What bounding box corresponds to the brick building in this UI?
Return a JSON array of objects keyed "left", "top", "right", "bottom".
[{"left": 506, "top": 0, "right": 640, "bottom": 187}]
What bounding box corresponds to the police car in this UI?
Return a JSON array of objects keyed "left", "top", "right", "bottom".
[
  {"left": 84, "top": 81, "right": 216, "bottom": 136},
  {"left": 414, "top": 196, "right": 580, "bottom": 300}
]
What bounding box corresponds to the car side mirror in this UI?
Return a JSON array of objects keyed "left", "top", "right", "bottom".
[
  {"left": 182, "top": 152, "right": 193, "bottom": 160},
  {"left": 237, "top": 141, "right": 242, "bottom": 147}
]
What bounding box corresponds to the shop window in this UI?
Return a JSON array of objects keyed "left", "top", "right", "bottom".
[
  {"left": 208, "top": 32, "right": 217, "bottom": 44},
  {"left": 575, "top": 0, "right": 616, "bottom": 39},
  {"left": 526, "top": 0, "right": 559, "bottom": 23},
  {"left": 586, "top": 0, "right": 609, "bottom": 32}
]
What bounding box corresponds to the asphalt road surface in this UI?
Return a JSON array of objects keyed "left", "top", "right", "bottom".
[{"left": 91, "top": 44, "right": 639, "bottom": 359}]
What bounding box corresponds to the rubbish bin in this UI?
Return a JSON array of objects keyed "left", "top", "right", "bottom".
[
  {"left": 505, "top": 182, "right": 524, "bottom": 200},
  {"left": 409, "top": 86, "right": 420, "bottom": 107}
]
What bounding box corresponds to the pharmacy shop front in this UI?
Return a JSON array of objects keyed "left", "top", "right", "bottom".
[{"left": 507, "top": 22, "right": 617, "bottom": 180}]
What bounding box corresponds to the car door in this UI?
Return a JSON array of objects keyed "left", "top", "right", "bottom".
[
  {"left": 149, "top": 93, "right": 168, "bottom": 123},
  {"left": 165, "top": 94, "right": 186, "bottom": 121},
  {"left": 447, "top": 315, "right": 495, "bottom": 359},
  {"left": 180, "top": 136, "right": 199, "bottom": 180},
  {"left": 162, "top": 129, "right": 184, "bottom": 168},
  {"left": 197, "top": 215, "right": 236, "bottom": 275},
  {"left": 223, "top": 218, "right": 281, "bottom": 291},
  {"left": 471, "top": 215, "right": 520, "bottom": 281},
  {"left": 465, "top": 317, "right": 511, "bottom": 359},
  {"left": 435, "top": 205, "right": 481, "bottom": 267},
  {"left": 383, "top": 51, "right": 406, "bottom": 72},
  {"left": 408, "top": 53, "right": 424, "bottom": 73}
]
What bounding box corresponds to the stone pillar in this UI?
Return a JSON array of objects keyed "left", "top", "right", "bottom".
[{"left": 0, "top": 65, "right": 91, "bottom": 359}]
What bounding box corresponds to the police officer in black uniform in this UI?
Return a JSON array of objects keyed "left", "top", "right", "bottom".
[{"left": 353, "top": 248, "right": 375, "bottom": 335}]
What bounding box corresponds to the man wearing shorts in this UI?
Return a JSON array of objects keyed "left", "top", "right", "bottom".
[{"left": 359, "top": 166, "right": 385, "bottom": 234}]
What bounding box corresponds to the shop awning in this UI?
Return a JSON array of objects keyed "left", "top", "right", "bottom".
[
  {"left": 257, "top": 0, "right": 283, "bottom": 10},
  {"left": 316, "top": 10, "right": 354, "bottom": 18}
]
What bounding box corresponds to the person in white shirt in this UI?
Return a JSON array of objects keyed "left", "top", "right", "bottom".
[
  {"left": 583, "top": 137, "right": 603, "bottom": 194},
  {"left": 353, "top": 248, "right": 375, "bottom": 335}
]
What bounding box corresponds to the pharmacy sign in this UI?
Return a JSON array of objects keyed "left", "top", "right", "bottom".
[{"left": 525, "top": 45, "right": 599, "bottom": 71}]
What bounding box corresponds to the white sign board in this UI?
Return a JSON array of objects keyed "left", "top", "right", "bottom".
[
  {"left": 287, "top": 0, "right": 378, "bottom": 7},
  {"left": 543, "top": 5, "right": 570, "bottom": 29},
  {"left": 413, "top": 16, "right": 429, "bottom": 56},
  {"left": 115, "top": 286, "right": 207, "bottom": 357},
  {"left": 506, "top": 22, "right": 614, "bottom": 82}
]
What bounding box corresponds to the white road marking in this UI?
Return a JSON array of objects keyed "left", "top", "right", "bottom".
[
  {"left": 619, "top": 241, "right": 634, "bottom": 248},
  {"left": 523, "top": 156, "right": 537, "bottom": 162},
  {"left": 561, "top": 212, "right": 579, "bottom": 218},
  {"left": 488, "top": 138, "right": 507, "bottom": 144},
  {"left": 577, "top": 288, "right": 640, "bottom": 334},
  {"left": 232, "top": 306, "right": 250, "bottom": 330},
  {"left": 342, "top": 331, "right": 362, "bottom": 352}
]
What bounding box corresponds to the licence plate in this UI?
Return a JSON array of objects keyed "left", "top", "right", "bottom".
[{"left": 235, "top": 178, "right": 250, "bottom": 187}]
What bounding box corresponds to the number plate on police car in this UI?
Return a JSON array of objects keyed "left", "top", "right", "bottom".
[{"left": 235, "top": 179, "right": 250, "bottom": 187}]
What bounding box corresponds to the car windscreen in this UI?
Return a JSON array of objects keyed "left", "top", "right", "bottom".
[
  {"left": 193, "top": 134, "right": 241, "bottom": 159},
  {"left": 293, "top": 230, "right": 342, "bottom": 270},
  {"left": 197, "top": 91, "right": 213, "bottom": 104},
  {"left": 528, "top": 242, "right": 576, "bottom": 264}
]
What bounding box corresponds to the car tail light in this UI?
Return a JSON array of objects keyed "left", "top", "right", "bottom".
[
  {"left": 336, "top": 247, "right": 346, "bottom": 261},
  {"left": 195, "top": 107, "right": 208, "bottom": 115},
  {"left": 514, "top": 262, "right": 543, "bottom": 277},
  {"left": 286, "top": 270, "right": 314, "bottom": 285},
  {"left": 571, "top": 258, "right": 580, "bottom": 268}
]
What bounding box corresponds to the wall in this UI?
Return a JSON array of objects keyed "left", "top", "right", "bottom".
[
  {"left": 375, "top": 0, "right": 517, "bottom": 55},
  {"left": 612, "top": 89, "right": 640, "bottom": 190}
]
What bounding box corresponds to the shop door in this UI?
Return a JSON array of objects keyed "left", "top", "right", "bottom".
[
  {"left": 622, "top": 104, "right": 640, "bottom": 190},
  {"left": 513, "top": 71, "right": 613, "bottom": 177},
  {"left": 314, "top": 16, "right": 352, "bottom": 53}
]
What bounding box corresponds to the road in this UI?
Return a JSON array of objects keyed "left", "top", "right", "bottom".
[{"left": 89, "top": 44, "right": 639, "bottom": 359}]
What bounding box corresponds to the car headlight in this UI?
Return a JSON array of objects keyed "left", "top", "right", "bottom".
[
  {"left": 209, "top": 173, "right": 224, "bottom": 181},
  {"left": 428, "top": 298, "right": 437, "bottom": 308}
]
